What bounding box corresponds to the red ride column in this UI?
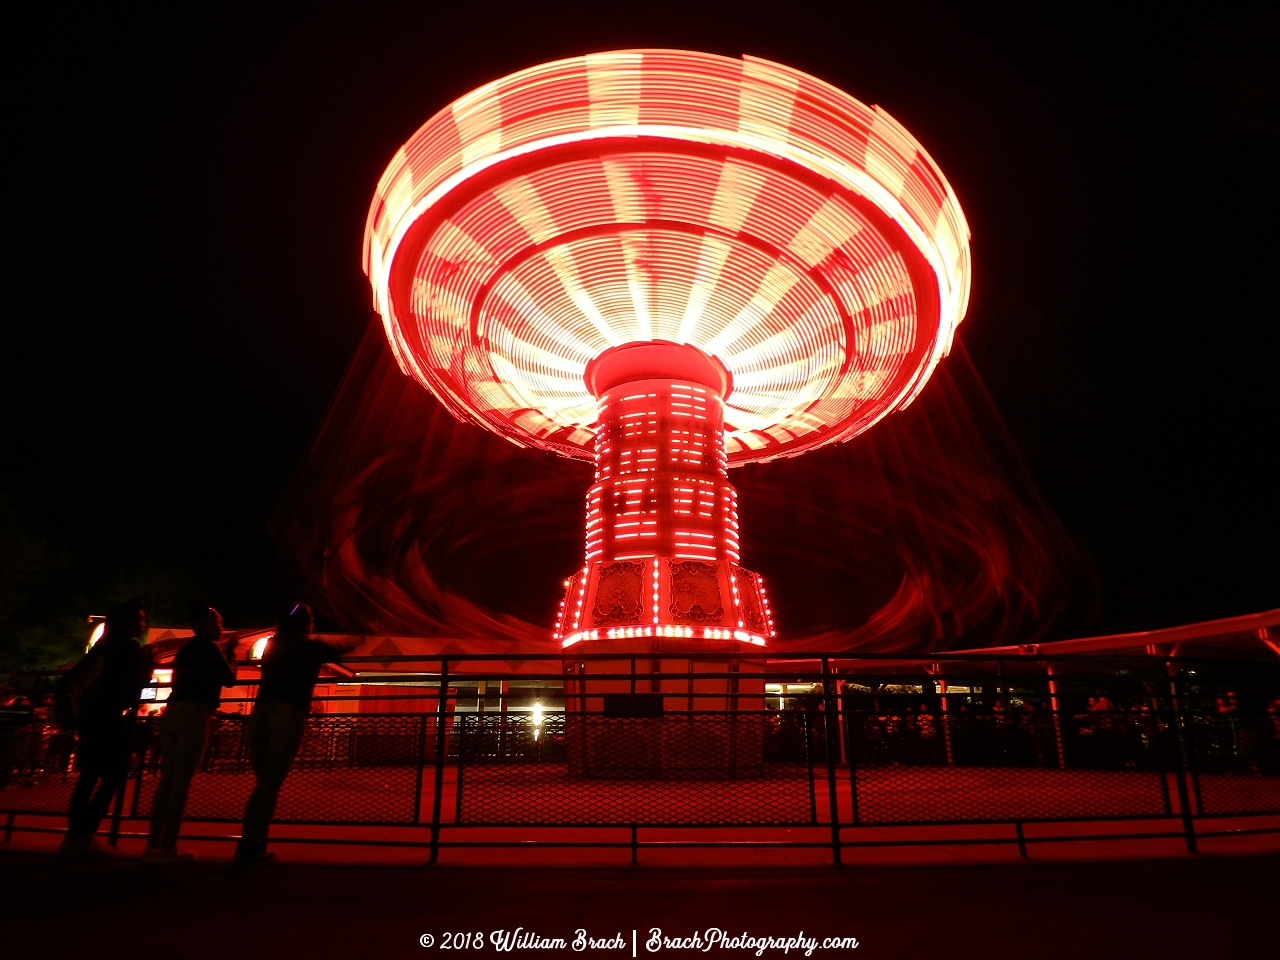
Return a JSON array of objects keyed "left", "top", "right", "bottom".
[
  {"left": 587, "top": 373, "right": 737, "bottom": 567},
  {"left": 555, "top": 342, "right": 773, "bottom": 647}
]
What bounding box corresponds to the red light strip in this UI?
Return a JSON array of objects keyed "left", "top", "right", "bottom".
[{"left": 561, "top": 626, "right": 766, "bottom": 647}]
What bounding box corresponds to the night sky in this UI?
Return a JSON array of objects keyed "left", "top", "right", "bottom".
[{"left": 5, "top": 1, "right": 1278, "bottom": 638}]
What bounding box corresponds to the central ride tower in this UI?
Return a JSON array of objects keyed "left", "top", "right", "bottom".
[{"left": 557, "top": 340, "right": 772, "bottom": 648}]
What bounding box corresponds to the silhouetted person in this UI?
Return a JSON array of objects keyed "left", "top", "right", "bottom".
[
  {"left": 59, "top": 599, "right": 153, "bottom": 860},
  {"left": 1087, "top": 691, "right": 1116, "bottom": 715},
  {"left": 8, "top": 695, "right": 42, "bottom": 787},
  {"left": 1267, "top": 696, "right": 1280, "bottom": 773},
  {"left": 143, "top": 598, "right": 238, "bottom": 864},
  {"left": 1085, "top": 689, "right": 1118, "bottom": 768},
  {"left": 1214, "top": 689, "right": 1258, "bottom": 772},
  {"left": 235, "top": 603, "right": 357, "bottom": 864},
  {"left": 0, "top": 693, "right": 28, "bottom": 789}
]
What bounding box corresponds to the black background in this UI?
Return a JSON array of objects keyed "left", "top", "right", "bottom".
[{"left": 4, "top": 1, "right": 1277, "bottom": 639}]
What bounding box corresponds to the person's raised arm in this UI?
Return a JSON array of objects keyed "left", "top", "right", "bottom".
[
  {"left": 315, "top": 635, "right": 361, "bottom": 663},
  {"left": 136, "top": 642, "right": 157, "bottom": 696},
  {"left": 213, "top": 640, "right": 237, "bottom": 688}
]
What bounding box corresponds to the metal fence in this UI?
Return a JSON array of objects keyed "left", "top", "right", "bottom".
[{"left": 2, "top": 653, "right": 1278, "bottom": 861}]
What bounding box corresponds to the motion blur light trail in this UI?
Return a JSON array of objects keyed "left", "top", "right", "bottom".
[
  {"left": 275, "top": 51, "right": 1091, "bottom": 650},
  {"left": 277, "top": 326, "right": 588, "bottom": 645},
  {"left": 276, "top": 326, "right": 1094, "bottom": 651},
  {"left": 364, "top": 50, "right": 970, "bottom": 465}
]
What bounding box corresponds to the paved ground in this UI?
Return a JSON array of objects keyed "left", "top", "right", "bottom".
[{"left": 2, "top": 848, "right": 1276, "bottom": 960}]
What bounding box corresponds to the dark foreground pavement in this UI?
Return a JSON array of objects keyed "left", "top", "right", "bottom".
[{"left": 2, "top": 850, "right": 1276, "bottom": 959}]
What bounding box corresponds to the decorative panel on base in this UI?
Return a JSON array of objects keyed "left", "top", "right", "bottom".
[{"left": 557, "top": 558, "right": 775, "bottom": 647}]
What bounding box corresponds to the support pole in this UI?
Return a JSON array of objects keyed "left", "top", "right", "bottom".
[
  {"left": 1046, "top": 663, "right": 1066, "bottom": 769},
  {"left": 412, "top": 712, "right": 428, "bottom": 824},
  {"left": 429, "top": 661, "right": 450, "bottom": 864},
  {"left": 498, "top": 680, "right": 509, "bottom": 758},
  {"left": 821, "top": 658, "right": 843, "bottom": 864},
  {"left": 455, "top": 714, "right": 467, "bottom": 824},
  {"left": 804, "top": 709, "right": 817, "bottom": 824},
  {"left": 1165, "top": 659, "right": 1199, "bottom": 853},
  {"left": 939, "top": 679, "right": 955, "bottom": 766}
]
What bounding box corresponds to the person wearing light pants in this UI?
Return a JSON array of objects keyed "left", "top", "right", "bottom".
[
  {"left": 235, "top": 603, "right": 357, "bottom": 864},
  {"left": 143, "top": 599, "right": 237, "bottom": 864}
]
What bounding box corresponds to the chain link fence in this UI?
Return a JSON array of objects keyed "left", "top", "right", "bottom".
[
  {"left": 2, "top": 655, "right": 1278, "bottom": 856},
  {"left": 454, "top": 712, "right": 815, "bottom": 825}
]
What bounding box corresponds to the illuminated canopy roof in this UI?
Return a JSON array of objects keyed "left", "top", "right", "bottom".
[{"left": 365, "top": 50, "right": 971, "bottom": 464}]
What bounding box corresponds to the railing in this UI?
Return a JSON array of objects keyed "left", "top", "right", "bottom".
[{"left": 2, "top": 652, "right": 1278, "bottom": 861}]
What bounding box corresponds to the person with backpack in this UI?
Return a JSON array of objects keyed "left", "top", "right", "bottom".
[
  {"left": 141, "top": 597, "right": 238, "bottom": 864},
  {"left": 234, "top": 603, "right": 357, "bottom": 864},
  {"left": 57, "top": 599, "right": 154, "bottom": 860}
]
